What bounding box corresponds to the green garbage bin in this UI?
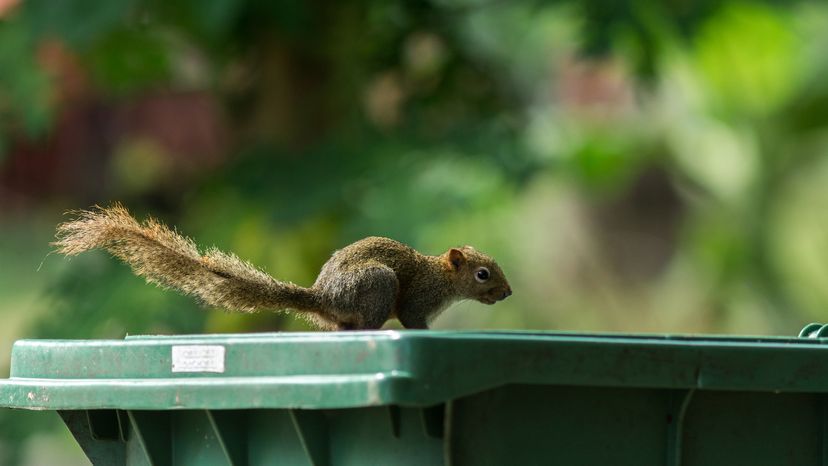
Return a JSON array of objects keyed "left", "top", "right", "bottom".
[{"left": 3, "top": 328, "right": 828, "bottom": 465}]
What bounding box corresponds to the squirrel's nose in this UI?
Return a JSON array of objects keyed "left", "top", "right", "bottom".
[{"left": 501, "top": 287, "right": 512, "bottom": 300}]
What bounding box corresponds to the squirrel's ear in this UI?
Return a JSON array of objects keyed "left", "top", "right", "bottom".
[{"left": 447, "top": 248, "right": 466, "bottom": 270}]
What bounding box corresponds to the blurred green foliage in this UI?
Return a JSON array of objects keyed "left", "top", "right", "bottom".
[{"left": 3, "top": 0, "right": 828, "bottom": 463}]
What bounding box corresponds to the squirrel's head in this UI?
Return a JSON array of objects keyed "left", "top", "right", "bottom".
[{"left": 443, "top": 246, "right": 511, "bottom": 305}]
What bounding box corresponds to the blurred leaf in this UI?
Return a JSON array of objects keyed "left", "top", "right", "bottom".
[
  {"left": 150, "top": 0, "right": 243, "bottom": 47},
  {"left": 688, "top": 211, "right": 749, "bottom": 286},
  {"left": 85, "top": 27, "right": 171, "bottom": 92},
  {"left": 110, "top": 138, "right": 174, "bottom": 193},
  {"left": 669, "top": 118, "right": 759, "bottom": 202},
  {"left": 769, "top": 156, "right": 828, "bottom": 320},
  {"left": 0, "top": 20, "right": 53, "bottom": 137},
  {"left": 22, "top": 0, "right": 137, "bottom": 49},
  {"left": 570, "top": 136, "right": 640, "bottom": 191},
  {"left": 694, "top": 3, "right": 801, "bottom": 117}
]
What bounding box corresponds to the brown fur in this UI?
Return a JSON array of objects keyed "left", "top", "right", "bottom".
[{"left": 54, "top": 204, "right": 511, "bottom": 330}]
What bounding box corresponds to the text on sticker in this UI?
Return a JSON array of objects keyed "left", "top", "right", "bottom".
[{"left": 171, "top": 345, "right": 226, "bottom": 373}]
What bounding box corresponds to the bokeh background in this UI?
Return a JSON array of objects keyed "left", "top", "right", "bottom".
[{"left": 3, "top": 0, "right": 828, "bottom": 463}]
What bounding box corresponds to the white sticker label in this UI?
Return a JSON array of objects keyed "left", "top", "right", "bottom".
[{"left": 171, "top": 345, "right": 225, "bottom": 373}]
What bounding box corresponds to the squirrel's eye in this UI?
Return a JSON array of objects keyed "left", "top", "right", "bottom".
[{"left": 475, "top": 267, "right": 490, "bottom": 283}]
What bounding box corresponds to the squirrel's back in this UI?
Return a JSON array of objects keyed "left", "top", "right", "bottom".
[
  {"left": 329, "top": 237, "right": 418, "bottom": 266},
  {"left": 314, "top": 236, "right": 429, "bottom": 286}
]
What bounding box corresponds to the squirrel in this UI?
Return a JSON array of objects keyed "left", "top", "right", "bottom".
[{"left": 53, "top": 204, "right": 512, "bottom": 330}]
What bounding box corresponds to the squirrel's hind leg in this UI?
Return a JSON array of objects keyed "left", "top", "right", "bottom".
[{"left": 319, "top": 262, "right": 398, "bottom": 331}]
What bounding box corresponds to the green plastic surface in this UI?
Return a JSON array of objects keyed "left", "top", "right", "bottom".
[{"left": 4, "top": 329, "right": 828, "bottom": 465}]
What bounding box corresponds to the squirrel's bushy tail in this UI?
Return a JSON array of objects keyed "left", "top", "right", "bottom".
[{"left": 53, "top": 204, "right": 321, "bottom": 315}]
